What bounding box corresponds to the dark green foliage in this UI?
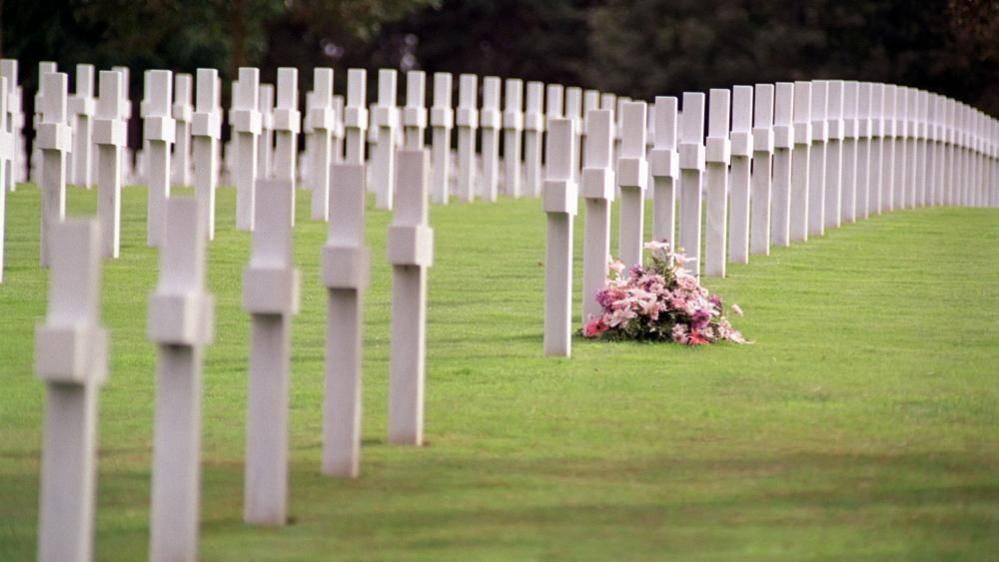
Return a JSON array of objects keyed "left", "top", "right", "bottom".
[
  {"left": 582, "top": 0, "right": 997, "bottom": 113},
  {"left": 1, "top": 0, "right": 994, "bottom": 112}
]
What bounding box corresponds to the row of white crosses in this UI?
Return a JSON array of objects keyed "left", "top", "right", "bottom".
[
  {"left": 1, "top": 66, "right": 997, "bottom": 285},
  {"left": 9, "top": 68, "right": 999, "bottom": 269},
  {"left": 32, "top": 153, "right": 435, "bottom": 558},
  {"left": 0, "top": 65, "right": 996, "bottom": 266},
  {"left": 545, "top": 80, "right": 998, "bottom": 357},
  {"left": 9, "top": 64, "right": 637, "bottom": 210},
  {"left": 44, "top": 63, "right": 121, "bottom": 188},
  {"left": 17, "top": 64, "right": 993, "bottom": 250},
  {"left": 13, "top": 63, "right": 999, "bottom": 212}
]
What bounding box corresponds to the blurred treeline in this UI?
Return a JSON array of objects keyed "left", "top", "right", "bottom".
[{"left": 1, "top": 0, "right": 996, "bottom": 114}]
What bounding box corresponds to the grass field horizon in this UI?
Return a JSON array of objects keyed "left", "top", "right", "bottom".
[{"left": 1, "top": 183, "right": 996, "bottom": 561}]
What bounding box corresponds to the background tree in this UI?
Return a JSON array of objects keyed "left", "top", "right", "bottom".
[{"left": 1, "top": 0, "right": 995, "bottom": 114}]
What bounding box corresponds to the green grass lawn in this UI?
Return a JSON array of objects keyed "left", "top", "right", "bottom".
[{"left": 1, "top": 182, "right": 997, "bottom": 561}]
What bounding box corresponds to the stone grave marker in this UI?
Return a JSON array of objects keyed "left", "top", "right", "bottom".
[
  {"left": 479, "top": 76, "right": 501, "bottom": 202},
  {"left": 954, "top": 102, "right": 964, "bottom": 205},
  {"left": 273, "top": 68, "right": 300, "bottom": 224},
  {"left": 333, "top": 94, "right": 345, "bottom": 165},
  {"left": 301, "top": 90, "right": 315, "bottom": 191},
  {"left": 600, "top": 92, "right": 617, "bottom": 162},
  {"left": 824, "top": 80, "right": 843, "bottom": 229},
  {"left": 928, "top": 93, "right": 943, "bottom": 207},
  {"left": 946, "top": 97, "right": 958, "bottom": 206},
  {"left": 523, "top": 81, "right": 545, "bottom": 198},
  {"left": 111, "top": 65, "right": 131, "bottom": 187},
  {"left": 894, "top": 85, "right": 909, "bottom": 210},
  {"left": 546, "top": 84, "right": 565, "bottom": 125},
  {"left": 143, "top": 69, "right": 174, "bottom": 247},
  {"left": 543, "top": 118, "right": 576, "bottom": 357},
  {"left": 403, "top": 70, "right": 427, "bottom": 150},
  {"left": 430, "top": 72, "right": 453, "bottom": 204},
  {"left": 503, "top": 78, "right": 524, "bottom": 197},
  {"left": 32, "top": 61, "right": 57, "bottom": 185},
  {"left": 807, "top": 79, "right": 827, "bottom": 237},
  {"left": 649, "top": 96, "right": 679, "bottom": 246},
  {"left": 615, "top": 97, "right": 628, "bottom": 165},
  {"left": 565, "top": 87, "right": 583, "bottom": 183},
  {"left": 790, "top": 81, "right": 812, "bottom": 242},
  {"left": 242, "top": 177, "right": 299, "bottom": 525},
  {"left": 94, "top": 70, "right": 125, "bottom": 258},
  {"left": 750, "top": 83, "right": 775, "bottom": 255},
  {"left": 344, "top": 69, "right": 368, "bottom": 165},
  {"left": 678, "top": 92, "right": 706, "bottom": 276},
  {"left": 912, "top": 88, "right": 926, "bottom": 206},
  {"left": 947, "top": 99, "right": 959, "bottom": 206},
  {"left": 233, "top": 67, "right": 261, "bottom": 230},
  {"left": 728, "top": 85, "right": 753, "bottom": 264},
  {"left": 583, "top": 90, "right": 599, "bottom": 175},
  {"left": 37, "top": 71, "right": 69, "bottom": 267},
  {"left": 69, "top": 64, "right": 95, "bottom": 188},
  {"left": 35, "top": 218, "right": 108, "bottom": 562},
  {"left": 882, "top": 84, "right": 897, "bottom": 213},
  {"left": 771, "top": 82, "right": 794, "bottom": 248},
  {"left": 841, "top": 81, "right": 859, "bottom": 223},
  {"left": 257, "top": 83, "right": 275, "bottom": 179},
  {"left": 309, "top": 68, "right": 334, "bottom": 221},
  {"left": 580, "top": 108, "right": 614, "bottom": 323},
  {"left": 0, "top": 76, "right": 8, "bottom": 281},
  {"left": 321, "top": 162, "right": 369, "bottom": 477},
  {"left": 455, "top": 74, "right": 478, "bottom": 202},
  {"left": 915, "top": 90, "right": 929, "bottom": 207},
  {"left": 1, "top": 59, "right": 21, "bottom": 191},
  {"left": 172, "top": 73, "right": 193, "bottom": 187},
  {"left": 870, "top": 83, "right": 886, "bottom": 215},
  {"left": 704, "top": 88, "right": 731, "bottom": 276},
  {"left": 388, "top": 149, "right": 434, "bottom": 445},
  {"left": 856, "top": 82, "right": 873, "bottom": 219},
  {"left": 372, "top": 68, "right": 398, "bottom": 209},
  {"left": 617, "top": 101, "right": 648, "bottom": 268},
  {"left": 148, "top": 197, "right": 214, "bottom": 562},
  {"left": 192, "top": 68, "right": 220, "bottom": 239}
]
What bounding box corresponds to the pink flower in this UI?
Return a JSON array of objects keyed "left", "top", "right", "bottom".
[
  {"left": 582, "top": 318, "right": 609, "bottom": 338},
  {"left": 691, "top": 309, "right": 712, "bottom": 330},
  {"left": 607, "top": 307, "right": 637, "bottom": 327},
  {"left": 595, "top": 289, "right": 618, "bottom": 310},
  {"left": 584, "top": 241, "right": 746, "bottom": 345},
  {"left": 678, "top": 275, "right": 698, "bottom": 291},
  {"left": 688, "top": 329, "right": 710, "bottom": 345},
  {"left": 671, "top": 324, "right": 689, "bottom": 343}
]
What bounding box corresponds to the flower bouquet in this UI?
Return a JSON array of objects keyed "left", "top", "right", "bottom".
[{"left": 582, "top": 241, "right": 748, "bottom": 345}]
